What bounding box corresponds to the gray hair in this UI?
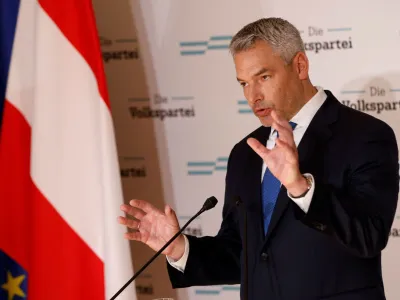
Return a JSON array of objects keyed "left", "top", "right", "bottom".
[{"left": 229, "top": 17, "right": 305, "bottom": 65}]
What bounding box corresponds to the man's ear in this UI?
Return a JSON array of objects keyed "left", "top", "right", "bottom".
[{"left": 292, "top": 52, "right": 309, "bottom": 80}]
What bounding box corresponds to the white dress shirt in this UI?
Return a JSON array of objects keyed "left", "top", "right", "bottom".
[{"left": 167, "top": 86, "right": 328, "bottom": 272}]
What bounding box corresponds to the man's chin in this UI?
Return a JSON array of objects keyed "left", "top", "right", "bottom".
[{"left": 258, "top": 116, "right": 273, "bottom": 127}]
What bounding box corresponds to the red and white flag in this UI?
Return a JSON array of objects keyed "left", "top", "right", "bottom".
[{"left": 0, "top": 0, "right": 137, "bottom": 299}]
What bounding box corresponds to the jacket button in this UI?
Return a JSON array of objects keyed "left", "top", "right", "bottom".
[
  {"left": 313, "top": 222, "right": 327, "bottom": 231},
  {"left": 261, "top": 252, "right": 268, "bottom": 261}
]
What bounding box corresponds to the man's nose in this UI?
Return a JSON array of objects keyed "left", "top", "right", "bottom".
[{"left": 247, "top": 84, "right": 263, "bottom": 104}]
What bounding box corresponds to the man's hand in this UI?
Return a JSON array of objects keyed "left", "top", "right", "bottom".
[
  {"left": 247, "top": 110, "right": 308, "bottom": 197},
  {"left": 117, "top": 200, "right": 186, "bottom": 261}
]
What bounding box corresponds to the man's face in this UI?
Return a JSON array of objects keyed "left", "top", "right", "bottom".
[{"left": 234, "top": 40, "right": 303, "bottom": 126}]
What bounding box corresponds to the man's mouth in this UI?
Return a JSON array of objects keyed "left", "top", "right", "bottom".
[{"left": 255, "top": 108, "right": 272, "bottom": 117}]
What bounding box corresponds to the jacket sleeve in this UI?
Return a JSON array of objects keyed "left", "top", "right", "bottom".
[
  {"left": 298, "top": 121, "right": 399, "bottom": 258},
  {"left": 167, "top": 144, "right": 242, "bottom": 288}
]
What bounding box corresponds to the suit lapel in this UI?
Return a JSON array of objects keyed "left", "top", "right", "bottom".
[{"left": 263, "top": 92, "right": 339, "bottom": 243}]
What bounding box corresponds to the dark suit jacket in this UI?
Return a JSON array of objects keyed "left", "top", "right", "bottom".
[{"left": 167, "top": 90, "right": 399, "bottom": 300}]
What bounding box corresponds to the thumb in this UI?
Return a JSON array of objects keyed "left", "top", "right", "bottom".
[
  {"left": 165, "top": 205, "right": 180, "bottom": 228},
  {"left": 247, "top": 137, "right": 270, "bottom": 159},
  {"left": 165, "top": 204, "right": 176, "bottom": 218}
]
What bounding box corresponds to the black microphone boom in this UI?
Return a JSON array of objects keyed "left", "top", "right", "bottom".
[
  {"left": 201, "top": 195, "right": 218, "bottom": 211},
  {"left": 234, "top": 196, "right": 248, "bottom": 300},
  {"left": 110, "top": 196, "right": 218, "bottom": 300}
]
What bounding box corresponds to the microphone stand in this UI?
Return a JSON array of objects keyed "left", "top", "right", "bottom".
[{"left": 235, "top": 196, "right": 248, "bottom": 300}]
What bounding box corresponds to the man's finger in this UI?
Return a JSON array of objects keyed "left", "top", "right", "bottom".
[
  {"left": 120, "top": 204, "right": 146, "bottom": 219},
  {"left": 124, "top": 231, "right": 142, "bottom": 241},
  {"left": 273, "top": 121, "right": 295, "bottom": 148},
  {"left": 275, "top": 138, "right": 297, "bottom": 161},
  {"left": 247, "top": 137, "right": 270, "bottom": 160},
  {"left": 129, "top": 199, "right": 158, "bottom": 214},
  {"left": 118, "top": 216, "right": 141, "bottom": 230},
  {"left": 271, "top": 110, "right": 293, "bottom": 131}
]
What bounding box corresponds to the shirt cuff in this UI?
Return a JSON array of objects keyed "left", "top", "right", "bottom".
[
  {"left": 166, "top": 234, "right": 189, "bottom": 273},
  {"left": 287, "top": 173, "right": 315, "bottom": 213}
]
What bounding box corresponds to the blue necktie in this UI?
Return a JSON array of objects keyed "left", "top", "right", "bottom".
[{"left": 262, "top": 121, "right": 297, "bottom": 235}]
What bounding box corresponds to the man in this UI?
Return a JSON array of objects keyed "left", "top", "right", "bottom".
[{"left": 118, "top": 17, "right": 399, "bottom": 300}]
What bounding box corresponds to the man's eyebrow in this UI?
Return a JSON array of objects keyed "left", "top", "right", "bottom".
[{"left": 236, "top": 67, "right": 269, "bottom": 82}]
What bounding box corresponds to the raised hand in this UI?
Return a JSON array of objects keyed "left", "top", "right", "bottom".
[
  {"left": 118, "top": 200, "right": 186, "bottom": 261},
  {"left": 247, "top": 110, "right": 308, "bottom": 196}
]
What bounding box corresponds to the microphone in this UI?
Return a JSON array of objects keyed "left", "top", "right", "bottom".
[
  {"left": 234, "top": 196, "right": 248, "bottom": 300},
  {"left": 110, "top": 196, "right": 218, "bottom": 300}
]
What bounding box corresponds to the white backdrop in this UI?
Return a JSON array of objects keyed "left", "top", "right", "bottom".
[{"left": 96, "top": 0, "right": 400, "bottom": 299}]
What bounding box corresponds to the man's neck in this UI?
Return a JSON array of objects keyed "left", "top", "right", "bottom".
[
  {"left": 286, "top": 84, "right": 318, "bottom": 121},
  {"left": 304, "top": 84, "right": 318, "bottom": 103}
]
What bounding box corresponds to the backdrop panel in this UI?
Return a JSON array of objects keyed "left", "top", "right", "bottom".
[{"left": 94, "top": 0, "right": 400, "bottom": 299}]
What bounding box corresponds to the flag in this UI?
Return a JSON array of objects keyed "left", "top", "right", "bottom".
[{"left": 0, "top": 0, "right": 137, "bottom": 299}]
